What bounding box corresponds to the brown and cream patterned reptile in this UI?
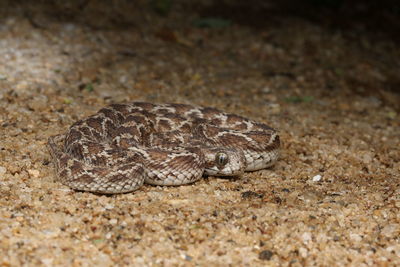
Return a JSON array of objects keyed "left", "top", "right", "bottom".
[{"left": 47, "top": 102, "right": 280, "bottom": 194}]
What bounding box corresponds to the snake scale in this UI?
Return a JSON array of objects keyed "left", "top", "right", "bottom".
[{"left": 47, "top": 102, "right": 280, "bottom": 194}]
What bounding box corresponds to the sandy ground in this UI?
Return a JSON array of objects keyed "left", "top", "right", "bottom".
[{"left": 0, "top": 1, "right": 399, "bottom": 266}]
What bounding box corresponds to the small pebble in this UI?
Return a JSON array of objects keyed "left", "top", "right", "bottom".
[
  {"left": 312, "top": 174, "right": 322, "bottom": 182},
  {"left": 302, "top": 232, "right": 312, "bottom": 243},
  {"left": 184, "top": 255, "right": 192, "bottom": 261},
  {"left": 0, "top": 166, "right": 6, "bottom": 175},
  {"left": 104, "top": 204, "right": 114, "bottom": 210},
  {"left": 350, "top": 233, "right": 362, "bottom": 242},
  {"left": 241, "top": 191, "right": 264, "bottom": 199},
  {"left": 180, "top": 253, "right": 193, "bottom": 261},
  {"left": 261, "top": 86, "right": 271, "bottom": 93},
  {"left": 259, "top": 250, "right": 273, "bottom": 260},
  {"left": 381, "top": 224, "right": 399, "bottom": 238},
  {"left": 299, "top": 247, "right": 308, "bottom": 258},
  {"left": 28, "top": 169, "right": 40, "bottom": 178}
]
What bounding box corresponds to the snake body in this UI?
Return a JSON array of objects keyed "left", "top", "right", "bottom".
[{"left": 48, "top": 102, "right": 280, "bottom": 194}]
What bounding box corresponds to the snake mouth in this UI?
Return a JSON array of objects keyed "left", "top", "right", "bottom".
[
  {"left": 204, "top": 158, "right": 246, "bottom": 177},
  {"left": 204, "top": 167, "right": 245, "bottom": 177}
]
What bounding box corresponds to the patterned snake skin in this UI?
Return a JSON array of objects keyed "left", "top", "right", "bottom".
[{"left": 47, "top": 102, "right": 280, "bottom": 194}]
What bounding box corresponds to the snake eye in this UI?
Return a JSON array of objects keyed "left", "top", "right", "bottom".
[{"left": 215, "top": 152, "right": 229, "bottom": 167}]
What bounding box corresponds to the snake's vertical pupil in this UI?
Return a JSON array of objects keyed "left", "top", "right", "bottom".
[{"left": 216, "top": 152, "right": 229, "bottom": 167}]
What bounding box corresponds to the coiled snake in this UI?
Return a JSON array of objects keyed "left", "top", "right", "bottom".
[{"left": 48, "top": 102, "right": 280, "bottom": 194}]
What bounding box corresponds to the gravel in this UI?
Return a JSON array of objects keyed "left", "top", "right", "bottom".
[{"left": 0, "top": 1, "right": 399, "bottom": 266}]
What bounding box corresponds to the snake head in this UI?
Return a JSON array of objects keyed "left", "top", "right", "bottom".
[{"left": 203, "top": 148, "right": 246, "bottom": 176}]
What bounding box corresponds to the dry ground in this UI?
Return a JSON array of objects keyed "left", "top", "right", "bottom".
[{"left": 0, "top": 1, "right": 399, "bottom": 266}]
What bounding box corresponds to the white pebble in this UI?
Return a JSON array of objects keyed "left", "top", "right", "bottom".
[
  {"left": 109, "top": 219, "right": 118, "bottom": 225},
  {"left": 104, "top": 204, "right": 114, "bottom": 210},
  {"left": 350, "top": 233, "right": 362, "bottom": 242},
  {"left": 312, "top": 174, "right": 322, "bottom": 182},
  {"left": 41, "top": 258, "right": 53, "bottom": 266},
  {"left": 301, "top": 232, "right": 312, "bottom": 243},
  {"left": 299, "top": 247, "right": 308, "bottom": 258},
  {"left": 105, "top": 232, "right": 112, "bottom": 239}
]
